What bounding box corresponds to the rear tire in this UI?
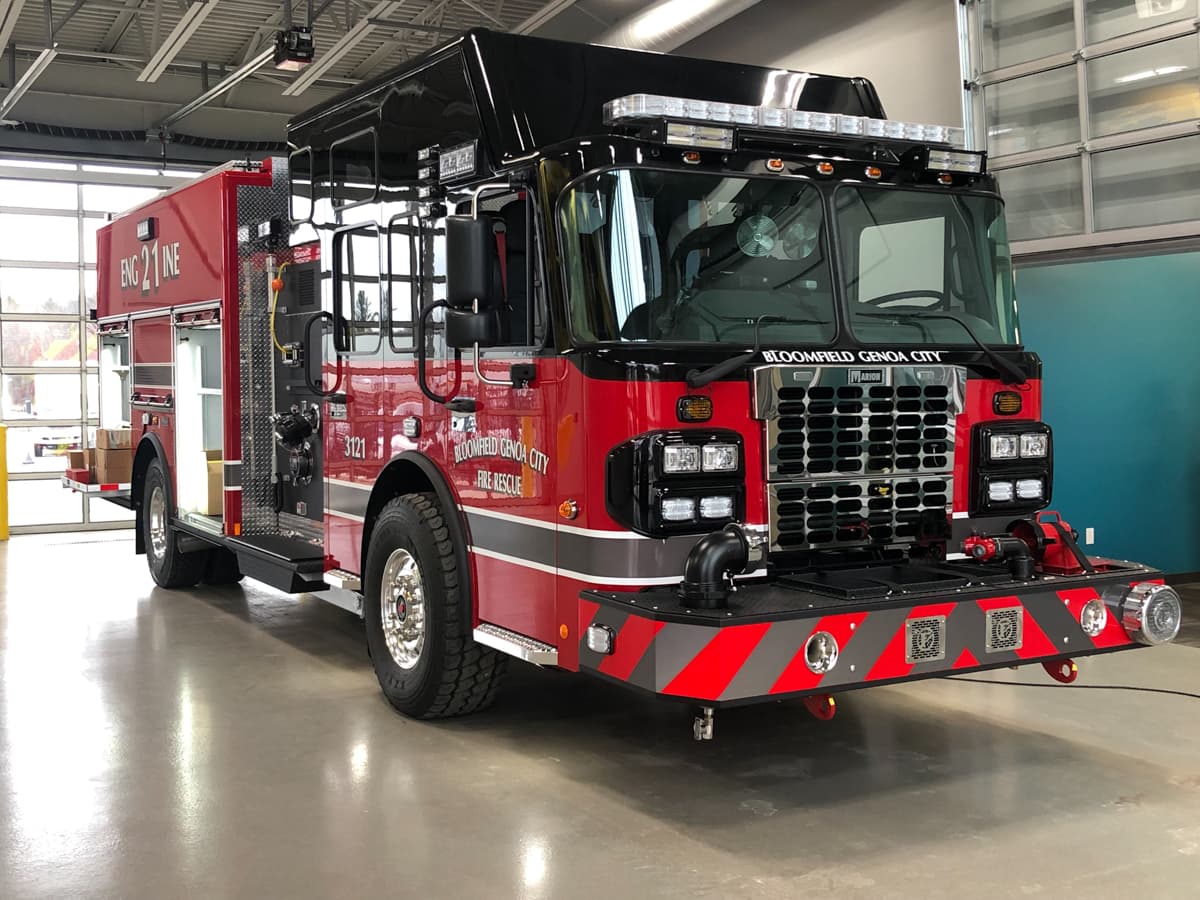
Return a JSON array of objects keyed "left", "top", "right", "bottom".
[
  {"left": 143, "top": 458, "right": 206, "bottom": 588},
  {"left": 364, "top": 492, "right": 505, "bottom": 719}
]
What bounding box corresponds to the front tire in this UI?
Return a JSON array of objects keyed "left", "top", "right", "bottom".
[
  {"left": 364, "top": 493, "right": 505, "bottom": 718},
  {"left": 143, "top": 458, "right": 206, "bottom": 588}
]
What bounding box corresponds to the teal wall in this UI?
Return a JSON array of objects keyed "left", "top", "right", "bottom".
[{"left": 1015, "top": 251, "right": 1200, "bottom": 574}]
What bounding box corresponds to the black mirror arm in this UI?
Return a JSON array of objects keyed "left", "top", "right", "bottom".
[
  {"left": 416, "top": 301, "right": 465, "bottom": 407},
  {"left": 304, "top": 312, "right": 344, "bottom": 397}
]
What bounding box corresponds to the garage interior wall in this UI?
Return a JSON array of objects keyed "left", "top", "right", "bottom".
[
  {"left": 0, "top": 158, "right": 196, "bottom": 533},
  {"left": 681, "top": 0, "right": 964, "bottom": 126}
]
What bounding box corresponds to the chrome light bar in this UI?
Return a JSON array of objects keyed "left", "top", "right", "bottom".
[{"left": 603, "top": 93, "right": 966, "bottom": 148}]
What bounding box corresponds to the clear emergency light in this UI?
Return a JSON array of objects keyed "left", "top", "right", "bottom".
[{"left": 603, "top": 93, "right": 968, "bottom": 148}]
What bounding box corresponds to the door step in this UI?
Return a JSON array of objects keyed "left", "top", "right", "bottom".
[
  {"left": 473, "top": 623, "right": 558, "bottom": 666},
  {"left": 324, "top": 568, "right": 362, "bottom": 591}
]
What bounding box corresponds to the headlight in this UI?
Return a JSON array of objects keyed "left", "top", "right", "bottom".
[
  {"left": 662, "top": 444, "right": 700, "bottom": 473},
  {"left": 699, "top": 495, "right": 735, "bottom": 519},
  {"left": 660, "top": 497, "right": 696, "bottom": 522},
  {"left": 702, "top": 442, "right": 738, "bottom": 472},
  {"left": 989, "top": 434, "right": 1019, "bottom": 460},
  {"left": 987, "top": 480, "right": 1014, "bottom": 502},
  {"left": 804, "top": 631, "right": 839, "bottom": 674},
  {"left": 1079, "top": 598, "right": 1107, "bottom": 637},
  {"left": 1020, "top": 433, "right": 1048, "bottom": 458},
  {"left": 1121, "top": 583, "right": 1181, "bottom": 645},
  {"left": 1015, "top": 478, "right": 1043, "bottom": 500}
]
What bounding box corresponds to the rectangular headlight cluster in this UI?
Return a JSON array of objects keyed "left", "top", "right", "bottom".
[
  {"left": 661, "top": 495, "right": 737, "bottom": 523},
  {"left": 989, "top": 432, "right": 1049, "bottom": 460},
  {"left": 974, "top": 422, "right": 1053, "bottom": 513},
  {"left": 663, "top": 441, "right": 739, "bottom": 474},
  {"left": 602, "top": 93, "right": 966, "bottom": 147}
]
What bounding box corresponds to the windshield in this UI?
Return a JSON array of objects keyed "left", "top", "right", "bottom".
[
  {"left": 837, "top": 186, "right": 1018, "bottom": 345},
  {"left": 558, "top": 169, "right": 837, "bottom": 344}
]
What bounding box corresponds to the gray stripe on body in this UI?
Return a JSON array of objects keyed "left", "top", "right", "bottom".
[
  {"left": 466, "top": 512, "right": 556, "bottom": 568},
  {"left": 327, "top": 480, "right": 370, "bottom": 519}
]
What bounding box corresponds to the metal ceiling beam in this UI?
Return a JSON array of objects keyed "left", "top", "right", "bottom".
[
  {"left": 138, "top": 0, "right": 219, "bottom": 82},
  {"left": 350, "top": 0, "right": 456, "bottom": 80},
  {"left": 514, "top": 0, "right": 577, "bottom": 35},
  {"left": 0, "top": 0, "right": 30, "bottom": 52},
  {"left": 282, "top": 0, "right": 400, "bottom": 96},
  {"left": 100, "top": 0, "right": 147, "bottom": 53},
  {"left": 0, "top": 44, "right": 59, "bottom": 124},
  {"left": 156, "top": 45, "right": 274, "bottom": 130}
]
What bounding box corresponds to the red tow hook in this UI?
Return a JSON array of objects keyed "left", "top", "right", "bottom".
[
  {"left": 1043, "top": 659, "right": 1079, "bottom": 684},
  {"left": 803, "top": 694, "right": 837, "bottom": 721}
]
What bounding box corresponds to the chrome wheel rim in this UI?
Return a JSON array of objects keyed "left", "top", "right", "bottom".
[
  {"left": 148, "top": 484, "right": 168, "bottom": 561},
  {"left": 381, "top": 548, "right": 425, "bottom": 670}
]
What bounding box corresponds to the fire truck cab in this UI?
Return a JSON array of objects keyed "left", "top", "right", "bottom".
[{"left": 89, "top": 29, "right": 1181, "bottom": 732}]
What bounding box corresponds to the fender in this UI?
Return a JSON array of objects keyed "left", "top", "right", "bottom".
[
  {"left": 360, "top": 450, "right": 476, "bottom": 632},
  {"left": 131, "top": 432, "right": 170, "bottom": 556}
]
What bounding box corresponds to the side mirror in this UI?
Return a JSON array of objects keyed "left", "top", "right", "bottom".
[
  {"left": 445, "top": 215, "right": 496, "bottom": 309},
  {"left": 446, "top": 307, "right": 500, "bottom": 349}
]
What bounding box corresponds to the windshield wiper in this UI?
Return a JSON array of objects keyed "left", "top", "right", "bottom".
[
  {"left": 857, "top": 310, "right": 1027, "bottom": 385},
  {"left": 685, "top": 315, "right": 827, "bottom": 388}
]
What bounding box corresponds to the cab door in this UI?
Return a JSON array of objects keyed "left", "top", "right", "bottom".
[{"left": 443, "top": 189, "right": 561, "bottom": 645}]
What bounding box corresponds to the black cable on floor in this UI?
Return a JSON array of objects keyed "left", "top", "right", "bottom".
[{"left": 948, "top": 676, "right": 1200, "bottom": 701}]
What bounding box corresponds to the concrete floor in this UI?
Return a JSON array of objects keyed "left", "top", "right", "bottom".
[{"left": 2, "top": 534, "right": 1200, "bottom": 900}]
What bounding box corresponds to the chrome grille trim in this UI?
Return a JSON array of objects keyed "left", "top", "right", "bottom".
[
  {"left": 754, "top": 364, "right": 964, "bottom": 551},
  {"left": 768, "top": 474, "right": 952, "bottom": 552}
]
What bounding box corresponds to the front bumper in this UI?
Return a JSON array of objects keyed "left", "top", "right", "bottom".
[{"left": 578, "top": 561, "right": 1169, "bottom": 706}]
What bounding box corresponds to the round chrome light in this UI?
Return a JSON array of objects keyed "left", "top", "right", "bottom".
[
  {"left": 1079, "top": 598, "right": 1108, "bottom": 637},
  {"left": 1121, "top": 583, "right": 1182, "bottom": 646},
  {"left": 804, "top": 631, "right": 839, "bottom": 674}
]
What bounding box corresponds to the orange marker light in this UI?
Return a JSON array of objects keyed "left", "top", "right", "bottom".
[
  {"left": 682, "top": 151, "right": 702, "bottom": 165},
  {"left": 766, "top": 158, "right": 785, "bottom": 173},
  {"left": 558, "top": 499, "right": 579, "bottom": 520},
  {"left": 938, "top": 173, "right": 953, "bottom": 185},
  {"left": 865, "top": 165, "right": 883, "bottom": 180},
  {"left": 559, "top": 624, "right": 569, "bottom": 640},
  {"left": 816, "top": 161, "right": 834, "bottom": 175}
]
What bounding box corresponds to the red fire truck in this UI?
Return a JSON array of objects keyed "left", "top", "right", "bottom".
[{"left": 81, "top": 29, "right": 1181, "bottom": 737}]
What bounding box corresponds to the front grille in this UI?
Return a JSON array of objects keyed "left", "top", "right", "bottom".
[
  {"left": 985, "top": 607, "right": 1024, "bottom": 652},
  {"left": 772, "top": 383, "right": 952, "bottom": 479},
  {"left": 769, "top": 475, "right": 950, "bottom": 551},
  {"left": 905, "top": 616, "right": 947, "bottom": 664}
]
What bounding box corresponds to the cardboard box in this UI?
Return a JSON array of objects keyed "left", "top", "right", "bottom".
[
  {"left": 95, "top": 447, "right": 132, "bottom": 485},
  {"left": 66, "top": 466, "right": 92, "bottom": 484},
  {"left": 66, "top": 448, "right": 93, "bottom": 469},
  {"left": 96, "top": 428, "right": 132, "bottom": 450},
  {"left": 199, "top": 450, "right": 223, "bottom": 516}
]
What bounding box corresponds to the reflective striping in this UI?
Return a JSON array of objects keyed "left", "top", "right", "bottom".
[
  {"left": 578, "top": 574, "right": 1146, "bottom": 703},
  {"left": 471, "top": 545, "right": 685, "bottom": 586},
  {"left": 598, "top": 617, "right": 665, "bottom": 682},
  {"left": 328, "top": 510, "right": 365, "bottom": 523},
  {"left": 326, "top": 480, "right": 370, "bottom": 519},
  {"left": 662, "top": 623, "right": 771, "bottom": 699}
]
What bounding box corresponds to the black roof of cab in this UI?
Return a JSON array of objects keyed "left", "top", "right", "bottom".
[{"left": 289, "top": 28, "right": 885, "bottom": 169}]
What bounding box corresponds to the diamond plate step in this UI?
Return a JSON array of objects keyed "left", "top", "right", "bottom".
[{"left": 473, "top": 623, "right": 558, "bottom": 666}]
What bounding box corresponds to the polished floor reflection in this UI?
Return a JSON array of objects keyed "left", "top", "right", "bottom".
[{"left": 2, "top": 533, "right": 1200, "bottom": 899}]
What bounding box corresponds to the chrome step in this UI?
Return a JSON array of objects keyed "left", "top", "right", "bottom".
[
  {"left": 324, "top": 568, "right": 361, "bottom": 591},
  {"left": 473, "top": 623, "right": 558, "bottom": 666}
]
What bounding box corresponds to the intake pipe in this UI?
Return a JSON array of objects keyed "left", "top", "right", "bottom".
[
  {"left": 679, "top": 524, "right": 756, "bottom": 609},
  {"left": 963, "top": 534, "right": 1036, "bottom": 581}
]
